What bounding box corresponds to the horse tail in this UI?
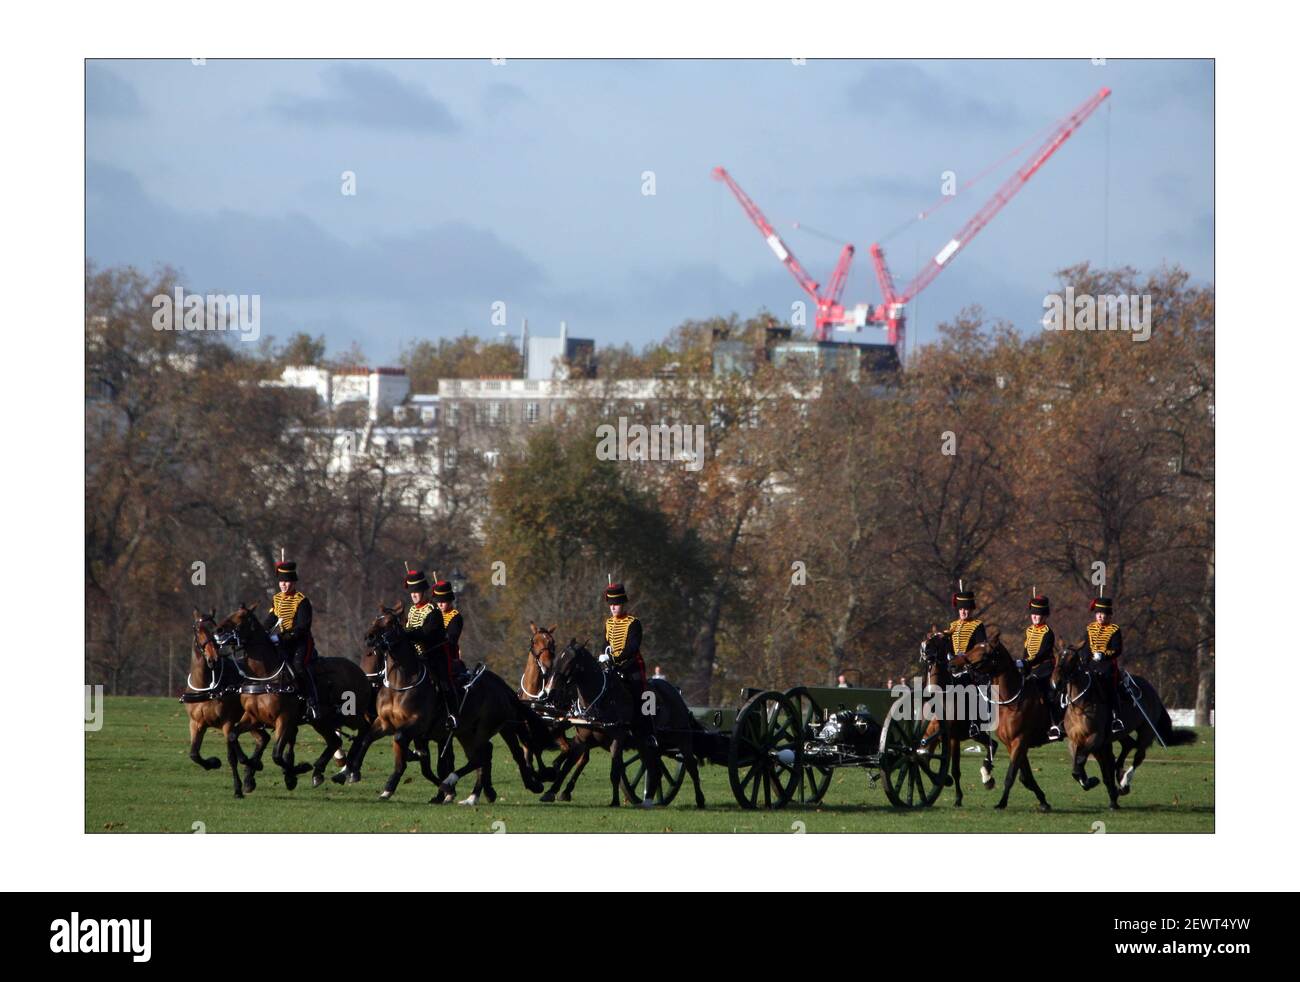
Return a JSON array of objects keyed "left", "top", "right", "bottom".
[{"left": 1145, "top": 682, "right": 1199, "bottom": 747}]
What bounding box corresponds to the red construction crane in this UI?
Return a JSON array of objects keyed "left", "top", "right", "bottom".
[
  {"left": 711, "top": 166, "right": 865, "bottom": 339},
  {"left": 715, "top": 86, "right": 1112, "bottom": 353}
]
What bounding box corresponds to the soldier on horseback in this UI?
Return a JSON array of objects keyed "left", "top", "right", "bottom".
[
  {"left": 1079, "top": 595, "right": 1126, "bottom": 733},
  {"left": 403, "top": 569, "right": 461, "bottom": 725},
  {"left": 944, "top": 586, "right": 987, "bottom": 659},
  {"left": 1022, "top": 595, "right": 1065, "bottom": 741},
  {"left": 433, "top": 577, "right": 468, "bottom": 679},
  {"left": 599, "top": 582, "right": 655, "bottom": 746},
  {"left": 264, "top": 559, "right": 322, "bottom": 721}
]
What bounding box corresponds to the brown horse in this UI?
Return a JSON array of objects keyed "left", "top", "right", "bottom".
[
  {"left": 341, "top": 605, "right": 546, "bottom": 803},
  {"left": 536, "top": 640, "right": 714, "bottom": 808},
  {"left": 918, "top": 629, "right": 1000, "bottom": 806},
  {"left": 1051, "top": 643, "right": 1195, "bottom": 807},
  {"left": 188, "top": 611, "right": 269, "bottom": 797},
  {"left": 517, "top": 622, "right": 588, "bottom": 799},
  {"left": 948, "top": 632, "right": 1053, "bottom": 812},
  {"left": 213, "top": 603, "right": 375, "bottom": 794}
]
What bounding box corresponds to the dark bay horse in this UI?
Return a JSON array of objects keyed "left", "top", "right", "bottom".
[
  {"left": 517, "top": 622, "right": 588, "bottom": 799},
  {"left": 948, "top": 632, "right": 1053, "bottom": 812},
  {"left": 341, "top": 605, "right": 547, "bottom": 804},
  {"left": 1052, "top": 644, "right": 1195, "bottom": 807},
  {"left": 213, "top": 603, "right": 374, "bottom": 793},
  {"left": 918, "top": 629, "right": 1000, "bottom": 806},
  {"left": 188, "top": 611, "right": 269, "bottom": 797},
  {"left": 539, "top": 641, "right": 711, "bottom": 808}
]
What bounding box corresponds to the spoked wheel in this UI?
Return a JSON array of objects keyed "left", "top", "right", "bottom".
[
  {"left": 728, "top": 690, "right": 802, "bottom": 810},
  {"left": 879, "top": 713, "right": 950, "bottom": 808},
  {"left": 620, "top": 749, "right": 685, "bottom": 806},
  {"left": 785, "top": 686, "right": 832, "bottom": 806}
]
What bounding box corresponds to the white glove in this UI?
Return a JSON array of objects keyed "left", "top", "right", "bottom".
[
  {"left": 1092, "top": 651, "right": 1103, "bottom": 661},
  {"left": 1016, "top": 659, "right": 1025, "bottom": 669},
  {"left": 270, "top": 634, "right": 280, "bottom": 644},
  {"left": 598, "top": 652, "right": 611, "bottom": 664}
]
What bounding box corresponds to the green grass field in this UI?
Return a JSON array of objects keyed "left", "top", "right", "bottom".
[{"left": 86, "top": 697, "right": 1213, "bottom": 833}]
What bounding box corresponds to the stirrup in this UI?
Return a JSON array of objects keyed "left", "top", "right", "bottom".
[
  {"left": 1047, "top": 725, "right": 1062, "bottom": 742},
  {"left": 1110, "top": 716, "right": 1125, "bottom": 734}
]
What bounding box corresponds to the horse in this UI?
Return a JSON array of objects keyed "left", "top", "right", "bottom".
[
  {"left": 948, "top": 632, "right": 1054, "bottom": 812},
  {"left": 516, "top": 622, "right": 587, "bottom": 798},
  {"left": 212, "top": 603, "right": 375, "bottom": 793},
  {"left": 538, "top": 640, "right": 713, "bottom": 808},
  {"left": 188, "top": 611, "right": 270, "bottom": 797},
  {"left": 1052, "top": 643, "right": 1196, "bottom": 806},
  {"left": 918, "top": 629, "right": 1000, "bottom": 806},
  {"left": 340, "top": 604, "right": 547, "bottom": 804}
]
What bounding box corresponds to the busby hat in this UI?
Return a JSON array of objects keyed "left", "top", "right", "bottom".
[
  {"left": 405, "top": 569, "right": 430, "bottom": 592},
  {"left": 1029, "top": 595, "right": 1050, "bottom": 616},
  {"left": 952, "top": 588, "right": 976, "bottom": 609},
  {"left": 604, "top": 582, "right": 629, "bottom": 605},
  {"left": 432, "top": 579, "right": 455, "bottom": 601},
  {"left": 274, "top": 560, "right": 298, "bottom": 582},
  {"left": 1090, "top": 596, "right": 1113, "bottom": 614}
]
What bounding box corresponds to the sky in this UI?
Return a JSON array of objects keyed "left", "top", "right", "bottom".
[{"left": 86, "top": 58, "right": 1213, "bottom": 363}]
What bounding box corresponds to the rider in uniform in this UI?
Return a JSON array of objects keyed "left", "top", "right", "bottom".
[
  {"left": 433, "top": 578, "right": 468, "bottom": 678},
  {"left": 599, "top": 583, "right": 655, "bottom": 745},
  {"left": 403, "top": 569, "right": 460, "bottom": 724},
  {"left": 1080, "top": 595, "right": 1125, "bottom": 733},
  {"left": 1021, "top": 595, "right": 1064, "bottom": 741},
  {"left": 945, "top": 586, "right": 987, "bottom": 658},
  {"left": 264, "top": 559, "right": 321, "bottom": 721}
]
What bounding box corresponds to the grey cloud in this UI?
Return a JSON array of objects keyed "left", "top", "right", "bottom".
[
  {"left": 86, "top": 65, "right": 143, "bottom": 118},
  {"left": 269, "top": 64, "right": 460, "bottom": 133}
]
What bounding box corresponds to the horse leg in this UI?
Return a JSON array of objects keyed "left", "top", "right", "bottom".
[
  {"left": 1118, "top": 734, "right": 1149, "bottom": 796},
  {"left": 224, "top": 726, "right": 246, "bottom": 799},
  {"left": 951, "top": 738, "right": 961, "bottom": 806},
  {"left": 276, "top": 718, "right": 302, "bottom": 791},
  {"left": 500, "top": 727, "right": 543, "bottom": 794},
  {"left": 189, "top": 716, "right": 222, "bottom": 770},
  {"left": 1018, "top": 750, "right": 1051, "bottom": 812},
  {"left": 459, "top": 743, "right": 490, "bottom": 805},
  {"left": 380, "top": 730, "right": 410, "bottom": 800},
  {"left": 540, "top": 738, "right": 578, "bottom": 802},
  {"left": 1093, "top": 739, "right": 1122, "bottom": 809},
  {"left": 685, "top": 745, "right": 706, "bottom": 809},
  {"left": 1070, "top": 737, "right": 1100, "bottom": 791},
  {"left": 560, "top": 748, "right": 591, "bottom": 802},
  {"left": 608, "top": 737, "right": 625, "bottom": 808},
  {"left": 335, "top": 717, "right": 390, "bottom": 784},
  {"left": 243, "top": 727, "right": 269, "bottom": 794},
  {"left": 432, "top": 733, "right": 487, "bottom": 804},
  {"left": 311, "top": 724, "right": 343, "bottom": 788},
  {"left": 993, "top": 739, "right": 1024, "bottom": 809},
  {"left": 979, "top": 734, "right": 999, "bottom": 789}
]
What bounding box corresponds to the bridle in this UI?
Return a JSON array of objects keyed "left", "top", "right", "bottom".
[
  {"left": 954, "top": 643, "right": 1025, "bottom": 706},
  {"left": 1055, "top": 648, "right": 1095, "bottom": 707},
  {"left": 369, "top": 614, "right": 427, "bottom": 692},
  {"left": 189, "top": 617, "right": 227, "bottom": 692},
  {"left": 521, "top": 631, "right": 556, "bottom": 701},
  {"left": 213, "top": 612, "right": 287, "bottom": 683}
]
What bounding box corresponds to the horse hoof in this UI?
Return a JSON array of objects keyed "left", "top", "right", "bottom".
[
  {"left": 330, "top": 770, "right": 347, "bottom": 785},
  {"left": 993, "top": 802, "right": 1007, "bottom": 810},
  {"left": 1083, "top": 777, "right": 1100, "bottom": 791},
  {"left": 558, "top": 791, "right": 571, "bottom": 802},
  {"left": 203, "top": 758, "right": 222, "bottom": 770},
  {"left": 1038, "top": 803, "right": 1052, "bottom": 813},
  {"left": 346, "top": 772, "right": 361, "bottom": 785},
  {"left": 539, "top": 792, "right": 555, "bottom": 803},
  {"left": 428, "top": 794, "right": 446, "bottom": 805},
  {"left": 312, "top": 773, "right": 324, "bottom": 788},
  {"left": 233, "top": 788, "right": 244, "bottom": 799},
  {"left": 484, "top": 789, "right": 498, "bottom": 804},
  {"left": 943, "top": 776, "right": 953, "bottom": 787},
  {"left": 953, "top": 800, "right": 963, "bottom": 808},
  {"left": 284, "top": 774, "right": 298, "bottom": 791},
  {"left": 982, "top": 779, "right": 996, "bottom": 791},
  {"left": 1109, "top": 801, "right": 1121, "bottom": 811},
  {"left": 243, "top": 779, "right": 256, "bottom": 794},
  {"left": 457, "top": 795, "right": 479, "bottom": 806},
  {"left": 379, "top": 789, "right": 392, "bottom": 800}
]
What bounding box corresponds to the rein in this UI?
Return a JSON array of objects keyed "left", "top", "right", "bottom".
[
  {"left": 214, "top": 622, "right": 289, "bottom": 683},
  {"left": 372, "top": 622, "right": 427, "bottom": 693}
]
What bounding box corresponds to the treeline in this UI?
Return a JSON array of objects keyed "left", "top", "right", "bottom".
[{"left": 85, "top": 261, "right": 1214, "bottom": 721}]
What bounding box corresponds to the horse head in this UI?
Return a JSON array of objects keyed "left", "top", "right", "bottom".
[
  {"left": 213, "top": 602, "right": 261, "bottom": 650},
  {"left": 365, "top": 603, "right": 407, "bottom": 657},
  {"left": 192, "top": 609, "right": 221, "bottom": 668}
]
